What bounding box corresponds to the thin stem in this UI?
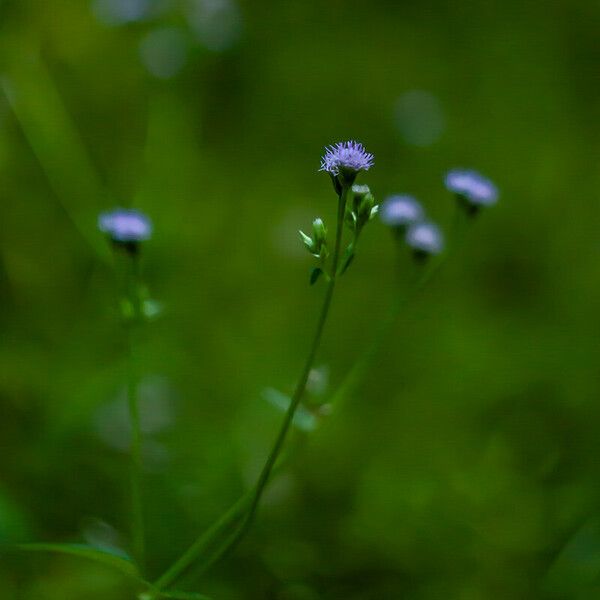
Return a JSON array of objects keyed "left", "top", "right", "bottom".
[
  {"left": 125, "top": 256, "right": 145, "bottom": 571},
  {"left": 329, "top": 203, "right": 472, "bottom": 410},
  {"left": 154, "top": 186, "right": 349, "bottom": 591},
  {"left": 242, "top": 188, "right": 347, "bottom": 524},
  {"left": 152, "top": 492, "right": 251, "bottom": 591},
  {"left": 328, "top": 263, "right": 436, "bottom": 409}
]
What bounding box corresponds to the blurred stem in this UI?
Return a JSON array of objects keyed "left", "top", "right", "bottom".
[
  {"left": 153, "top": 491, "right": 251, "bottom": 591},
  {"left": 1, "top": 47, "right": 109, "bottom": 261},
  {"left": 329, "top": 204, "right": 472, "bottom": 410},
  {"left": 154, "top": 186, "right": 349, "bottom": 591},
  {"left": 125, "top": 254, "right": 145, "bottom": 572}
]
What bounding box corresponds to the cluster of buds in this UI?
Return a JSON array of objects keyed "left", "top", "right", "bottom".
[
  {"left": 300, "top": 218, "right": 328, "bottom": 260},
  {"left": 301, "top": 141, "right": 379, "bottom": 284},
  {"left": 299, "top": 218, "right": 330, "bottom": 284},
  {"left": 346, "top": 184, "right": 378, "bottom": 236}
]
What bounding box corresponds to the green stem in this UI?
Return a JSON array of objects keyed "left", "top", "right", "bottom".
[
  {"left": 328, "top": 262, "right": 436, "bottom": 409},
  {"left": 153, "top": 186, "right": 349, "bottom": 591},
  {"left": 125, "top": 256, "right": 145, "bottom": 571},
  {"left": 329, "top": 204, "right": 472, "bottom": 410},
  {"left": 153, "top": 492, "right": 251, "bottom": 591},
  {"left": 242, "top": 189, "right": 347, "bottom": 522}
]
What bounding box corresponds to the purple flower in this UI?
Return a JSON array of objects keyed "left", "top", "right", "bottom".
[
  {"left": 380, "top": 195, "right": 424, "bottom": 228},
  {"left": 320, "top": 141, "right": 374, "bottom": 180},
  {"left": 406, "top": 221, "right": 444, "bottom": 256},
  {"left": 445, "top": 169, "right": 498, "bottom": 207},
  {"left": 98, "top": 208, "right": 152, "bottom": 243}
]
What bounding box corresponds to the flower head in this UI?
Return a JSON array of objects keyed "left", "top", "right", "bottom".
[
  {"left": 320, "top": 141, "right": 374, "bottom": 186},
  {"left": 445, "top": 169, "right": 498, "bottom": 208},
  {"left": 380, "top": 195, "right": 424, "bottom": 228},
  {"left": 405, "top": 221, "right": 444, "bottom": 257},
  {"left": 98, "top": 208, "right": 152, "bottom": 245}
]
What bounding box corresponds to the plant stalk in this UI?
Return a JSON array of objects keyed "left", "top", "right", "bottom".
[{"left": 154, "top": 186, "right": 349, "bottom": 590}]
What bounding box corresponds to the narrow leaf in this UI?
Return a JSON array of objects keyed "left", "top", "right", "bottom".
[
  {"left": 160, "top": 592, "right": 214, "bottom": 600},
  {"left": 14, "top": 543, "right": 141, "bottom": 581},
  {"left": 309, "top": 267, "right": 322, "bottom": 285},
  {"left": 339, "top": 247, "right": 355, "bottom": 275},
  {"left": 1, "top": 46, "right": 110, "bottom": 262}
]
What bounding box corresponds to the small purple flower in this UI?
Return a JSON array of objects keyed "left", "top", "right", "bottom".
[
  {"left": 98, "top": 208, "right": 152, "bottom": 244},
  {"left": 320, "top": 141, "right": 374, "bottom": 181},
  {"left": 445, "top": 169, "right": 498, "bottom": 207},
  {"left": 380, "top": 195, "right": 424, "bottom": 228},
  {"left": 406, "top": 221, "right": 444, "bottom": 256}
]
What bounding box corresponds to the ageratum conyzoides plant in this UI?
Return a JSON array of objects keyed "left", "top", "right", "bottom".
[{"left": 14, "top": 143, "right": 499, "bottom": 600}]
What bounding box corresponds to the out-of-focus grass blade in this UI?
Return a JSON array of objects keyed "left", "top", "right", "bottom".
[
  {"left": 262, "top": 387, "right": 318, "bottom": 432},
  {"left": 14, "top": 543, "right": 142, "bottom": 581},
  {"left": 1, "top": 41, "right": 110, "bottom": 261},
  {"left": 160, "top": 591, "right": 214, "bottom": 599},
  {"left": 544, "top": 517, "right": 600, "bottom": 596}
]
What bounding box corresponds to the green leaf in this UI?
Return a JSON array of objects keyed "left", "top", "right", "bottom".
[
  {"left": 160, "top": 592, "right": 214, "bottom": 600},
  {"left": 14, "top": 543, "right": 142, "bottom": 581},
  {"left": 1, "top": 47, "right": 110, "bottom": 263},
  {"left": 262, "top": 388, "right": 318, "bottom": 432},
  {"left": 339, "top": 246, "right": 355, "bottom": 275},
  {"left": 309, "top": 267, "right": 322, "bottom": 285},
  {"left": 544, "top": 517, "right": 600, "bottom": 596}
]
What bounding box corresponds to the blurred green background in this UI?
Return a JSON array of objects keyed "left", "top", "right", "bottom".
[{"left": 1, "top": 0, "right": 600, "bottom": 598}]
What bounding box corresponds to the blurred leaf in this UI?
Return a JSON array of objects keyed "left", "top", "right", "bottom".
[
  {"left": 160, "top": 591, "right": 214, "bottom": 599},
  {"left": 1, "top": 42, "right": 109, "bottom": 261},
  {"left": 14, "top": 543, "right": 142, "bottom": 582},
  {"left": 0, "top": 490, "right": 31, "bottom": 542},
  {"left": 262, "top": 387, "right": 318, "bottom": 432},
  {"left": 544, "top": 517, "right": 600, "bottom": 596}
]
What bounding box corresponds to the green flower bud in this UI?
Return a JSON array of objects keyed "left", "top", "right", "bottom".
[
  {"left": 351, "top": 184, "right": 371, "bottom": 212},
  {"left": 312, "top": 218, "right": 327, "bottom": 247},
  {"left": 300, "top": 218, "right": 328, "bottom": 258},
  {"left": 350, "top": 184, "right": 376, "bottom": 231}
]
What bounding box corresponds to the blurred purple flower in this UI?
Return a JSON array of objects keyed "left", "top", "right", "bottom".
[
  {"left": 406, "top": 221, "right": 444, "bottom": 256},
  {"left": 98, "top": 208, "right": 152, "bottom": 243},
  {"left": 380, "top": 195, "right": 424, "bottom": 228},
  {"left": 320, "top": 141, "right": 374, "bottom": 178},
  {"left": 445, "top": 169, "right": 498, "bottom": 207}
]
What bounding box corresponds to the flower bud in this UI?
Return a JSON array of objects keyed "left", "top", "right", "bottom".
[
  {"left": 349, "top": 184, "right": 376, "bottom": 231},
  {"left": 299, "top": 218, "right": 328, "bottom": 258},
  {"left": 312, "top": 218, "right": 327, "bottom": 247}
]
